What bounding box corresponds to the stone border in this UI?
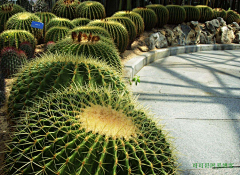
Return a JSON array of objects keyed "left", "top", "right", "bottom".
[{"left": 123, "top": 44, "right": 240, "bottom": 80}]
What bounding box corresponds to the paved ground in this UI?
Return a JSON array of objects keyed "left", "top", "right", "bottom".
[{"left": 129, "top": 50, "right": 240, "bottom": 175}]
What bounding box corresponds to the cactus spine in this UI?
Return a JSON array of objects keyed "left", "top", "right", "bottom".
[
  {"left": 213, "top": 8, "right": 227, "bottom": 20},
  {"left": 196, "top": 5, "right": 214, "bottom": 22},
  {"left": 34, "top": 12, "right": 57, "bottom": 35},
  {"left": 226, "top": 10, "right": 240, "bottom": 24},
  {"left": 45, "top": 26, "right": 70, "bottom": 43},
  {"left": 132, "top": 7, "right": 157, "bottom": 31},
  {"left": 19, "top": 41, "right": 34, "bottom": 59},
  {"left": 71, "top": 17, "right": 92, "bottom": 27},
  {"left": 146, "top": 4, "right": 169, "bottom": 28},
  {"left": 45, "top": 17, "right": 75, "bottom": 31},
  {"left": 166, "top": 5, "right": 186, "bottom": 24},
  {"left": 183, "top": 5, "right": 201, "bottom": 22}
]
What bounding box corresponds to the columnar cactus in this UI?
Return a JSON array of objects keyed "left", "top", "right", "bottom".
[
  {"left": 196, "top": 5, "right": 214, "bottom": 22},
  {"left": 166, "top": 5, "right": 186, "bottom": 24},
  {"left": 71, "top": 17, "right": 92, "bottom": 27},
  {"left": 132, "top": 7, "right": 157, "bottom": 31},
  {"left": 19, "top": 41, "right": 34, "bottom": 59},
  {"left": 146, "top": 4, "right": 169, "bottom": 28},
  {"left": 4, "top": 85, "right": 178, "bottom": 175},
  {"left": 0, "top": 30, "right": 36, "bottom": 53},
  {"left": 6, "top": 12, "right": 43, "bottom": 40},
  {"left": 0, "top": 3, "right": 26, "bottom": 32},
  {"left": 112, "top": 11, "right": 144, "bottom": 37},
  {"left": 45, "top": 17, "right": 75, "bottom": 31},
  {"left": 34, "top": 12, "right": 57, "bottom": 35},
  {"left": 87, "top": 19, "right": 129, "bottom": 53},
  {"left": 45, "top": 26, "right": 70, "bottom": 43},
  {"left": 226, "top": 10, "right": 240, "bottom": 24},
  {"left": 213, "top": 8, "right": 227, "bottom": 20},
  {"left": 183, "top": 5, "right": 200, "bottom": 22},
  {"left": 76, "top": 1, "right": 106, "bottom": 20},
  {"left": 52, "top": 0, "right": 80, "bottom": 20},
  {"left": 0, "top": 72, "right": 5, "bottom": 107}
]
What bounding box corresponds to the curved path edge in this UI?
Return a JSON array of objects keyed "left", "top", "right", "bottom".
[{"left": 123, "top": 44, "right": 240, "bottom": 80}]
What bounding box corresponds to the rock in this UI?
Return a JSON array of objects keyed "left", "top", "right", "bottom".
[
  {"left": 163, "top": 29, "right": 178, "bottom": 46},
  {"left": 181, "top": 24, "right": 192, "bottom": 38},
  {"left": 200, "top": 31, "right": 216, "bottom": 44},
  {"left": 205, "top": 21, "right": 216, "bottom": 34},
  {"left": 138, "top": 46, "right": 149, "bottom": 52},
  {"left": 211, "top": 19, "right": 220, "bottom": 28},
  {"left": 232, "top": 22, "right": 239, "bottom": 28},
  {"left": 234, "top": 31, "right": 240, "bottom": 43},
  {"left": 190, "top": 21, "right": 199, "bottom": 28},
  {"left": 217, "top": 17, "right": 227, "bottom": 26},
  {"left": 216, "top": 26, "right": 235, "bottom": 44},
  {"left": 148, "top": 32, "right": 168, "bottom": 50},
  {"left": 172, "top": 25, "right": 186, "bottom": 46},
  {"left": 156, "top": 32, "right": 168, "bottom": 49}
]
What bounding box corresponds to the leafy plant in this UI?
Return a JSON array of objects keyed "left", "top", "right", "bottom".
[{"left": 129, "top": 75, "right": 141, "bottom": 85}]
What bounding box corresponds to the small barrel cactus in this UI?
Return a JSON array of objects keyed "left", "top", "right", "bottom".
[
  {"left": 132, "top": 7, "right": 157, "bottom": 31},
  {"left": 76, "top": 1, "right": 106, "bottom": 20},
  {"left": 71, "top": 17, "right": 92, "bottom": 27},
  {"left": 19, "top": 41, "right": 34, "bottom": 59},
  {"left": 0, "top": 46, "right": 27, "bottom": 78},
  {"left": 52, "top": 0, "right": 80, "bottom": 20},
  {"left": 112, "top": 11, "right": 144, "bottom": 37},
  {"left": 33, "top": 0, "right": 49, "bottom": 12},
  {"left": 226, "top": 10, "right": 240, "bottom": 24},
  {"left": 6, "top": 12, "right": 43, "bottom": 40},
  {"left": 183, "top": 5, "right": 200, "bottom": 22},
  {"left": 0, "top": 3, "right": 26, "bottom": 32},
  {"left": 87, "top": 19, "right": 129, "bottom": 53},
  {"left": 45, "top": 41, "right": 55, "bottom": 51},
  {"left": 196, "top": 5, "right": 214, "bottom": 22},
  {"left": 34, "top": 12, "right": 57, "bottom": 35},
  {"left": 7, "top": 52, "right": 127, "bottom": 119},
  {"left": 213, "top": 8, "right": 227, "bottom": 20},
  {"left": 45, "top": 17, "right": 75, "bottom": 31},
  {"left": 166, "top": 5, "right": 186, "bottom": 24},
  {"left": 4, "top": 85, "right": 178, "bottom": 175},
  {"left": 45, "top": 26, "right": 70, "bottom": 43},
  {"left": 0, "top": 72, "right": 5, "bottom": 107},
  {"left": 106, "top": 16, "right": 137, "bottom": 47},
  {"left": 0, "top": 29, "right": 37, "bottom": 51},
  {"left": 146, "top": 4, "right": 169, "bottom": 28}
]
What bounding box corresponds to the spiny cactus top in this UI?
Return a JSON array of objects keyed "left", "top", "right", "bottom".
[
  {"left": 71, "top": 17, "right": 92, "bottom": 26},
  {"left": 45, "top": 17, "right": 75, "bottom": 31},
  {"left": 4, "top": 85, "right": 178, "bottom": 175}
]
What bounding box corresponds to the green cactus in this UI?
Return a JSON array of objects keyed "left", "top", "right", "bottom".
[
  {"left": 52, "top": 0, "right": 80, "bottom": 20},
  {"left": 146, "top": 4, "right": 169, "bottom": 28},
  {"left": 132, "top": 7, "right": 157, "bottom": 31},
  {"left": 213, "top": 8, "right": 227, "bottom": 20},
  {"left": 7, "top": 52, "right": 127, "bottom": 119},
  {"left": 87, "top": 19, "right": 129, "bottom": 53},
  {"left": 45, "top": 26, "right": 70, "bottom": 43},
  {"left": 45, "top": 17, "right": 75, "bottom": 31},
  {"left": 19, "top": 41, "right": 34, "bottom": 59},
  {"left": 166, "top": 5, "right": 186, "bottom": 24},
  {"left": 0, "top": 29, "right": 37, "bottom": 53},
  {"left": 0, "top": 72, "right": 5, "bottom": 107},
  {"left": 76, "top": 1, "right": 106, "bottom": 20},
  {"left": 0, "top": 46, "right": 27, "bottom": 78},
  {"left": 33, "top": 0, "right": 49, "bottom": 12},
  {"left": 183, "top": 5, "right": 200, "bottom": 22},
  {"left": 45, "top": 41, "right": 55, "bottom": 51},
  {"left": 34, "top": 12, "right": 57, "bottom": 35},
  {"left": 5, "top": 12, "right": 43, "bottom": 40},
  {"left": 226, "top": 10, "right": 240, "bottom": 24},
  {"left": 4, "top": 84, "right": 178, "bottom": 175},
  {"left": 0, "top": 3, "right": 26, "bottom": 32},
  {"left": 106, "top": 16, "right": 137, "bottom": 46},
  {"left": 71, "top": 17, "right": 92, "bottom": 27},
  {"left": 49, "top": 32, "right": 121, "bottom": 71},
  {"left": 196, "top": 5, "right": 214, "bottom": 22},
  {"left": 112, "top": 11, "right": 144, "bottom": 37}
]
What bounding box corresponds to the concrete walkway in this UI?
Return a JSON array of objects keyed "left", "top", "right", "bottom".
[{"left": 129, "top": 50, "right": 240, "bottom": 175}]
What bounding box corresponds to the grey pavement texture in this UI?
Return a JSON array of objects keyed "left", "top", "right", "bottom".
[{"left": 129, "top": 50, "right": 240, "bottom": 175}]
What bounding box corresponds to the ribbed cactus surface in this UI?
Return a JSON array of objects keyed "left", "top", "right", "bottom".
[
  {"left": 213, "top": 8, "right": 227, "bottom": 20},
  {"left": 132, "top": 7, "right": 157, "bottom": 31},
  {"left": 196, "top": 5, "right": 214, "bottom": 22},
  {"left": 76, "top": 1, "right": 106, "bottom": 20},
  {"left": 71, "top": 17, "right": 91, "bottom": 26},
  {"left": 166, "top": 5, "right": 186, "bottom": 24},
  {"left": 4, "top": 85, "right": 178, "bottom": 175},
  {"left": 19, "top": 41, "right": 34, "bottom": 59},
  {"left": 226, "top": 10, "right": 240, "bottom": 24},
  {"left": 183, "top": 5, "right": 200, "bottom": 22},
  {"left": 146, "top": 4, "right": 169, "bottom": 28},
  {"left": 7, "top": 52, "right": 126, "bottom": 119},
  {"left": 34, "top": 12, "right": 57, "bottom": 35},
  {"left": 45, "top": 17, "right": 75, "bottom": 31},
  {"left": 45, "top": 26, "right": 70, "bottom": 43}
]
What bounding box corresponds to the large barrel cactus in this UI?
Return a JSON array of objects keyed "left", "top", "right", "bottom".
[
  {"left": 4, "top": 85, "right": 178, "bottom": 175},
  {"left": 0, "top": 3, "right": 26, "bottom": 32},
  {"left": 45, "top": 17, "right": 75, "bottom": 31},
  {"left": 146, "top": 4, "right": 169, "bottom": 28},
  {"left": 226, "top": 10, "right": 240, "bottom": 24},
  {"left": 0, "top": 72, "right": 5, "bottom": 107},
  {"left": 166, "top": 5, "right": 186, "bottom": 24},
  {"left": 34, "top": 12, "right": 57, "bottom": 35},
  {"left": 45, "top": 26, "right": 70, "bottom": 43},
  {"left": 7, "top": 52, "right": 126, "bottom": 119},
  {"left": 0, "top": 30, "right": 36, "bottom": 52},
  {"left": 196, "top": 5, "right": 214, "bottom": 22},
  {"left": 71, "top": 17, "right": 91, "bottom": 26},
  {"left": 87, "top": 19, "right": 129, "bottom": 53},
  {"left": 52, "top": 0, "right": 80, "bottom": 20},
  {"left": 183, "top": 5, "right": 200, "bottom": 22},
  {"left": 76, "top": 1, "right": 106, "bottom": 20},
  {"left": 5, "top": 12, "right": 43, "bottom": 40},
  {"left": 213, "top": 8, "right": 227, "bottom": 20},
  {"left": 112, "top": 11, "right": 144, "bottom": 37}
]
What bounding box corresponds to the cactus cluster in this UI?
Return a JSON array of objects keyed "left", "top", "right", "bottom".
[
  {"left": 71, "top": 17, "right": 92, "bottom": 27},
  {"left": 45, "top": 26, "right": 70, "bottom": 43},
  {"left": 166, "top": 5, "right": 186, "bottom": 24},
  {"left": 183, "top": 5, "right": 201, "bottom": 22},
  {"left": 196, "top": 5, "right": 214, "bottom": 22},
  {"left": 0, "top": 3, "right": 26, "bottom": 32},
  {"left": 213, "top": 8, "right": 227, "bottom": 20},
  {"left": 4, "top": 84, "right": 178, "bottom": 175},
  {"left": 45, "top": 17, "right": 75, "bottom": 31},
  {"left": 19, "top": 41, "right": 34, "bottom": 59},
  {"left": 226, "top": 10, "right": 240, "bottom": 24},
  {"left": 146, "top": 4, "right": 169, "bottom": 28},
  {"left": 34, "top": 12, "right": 57, "bottom": 35},
  {"left": 0, "top": 72, "right": 5, "bottom": 107}
]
